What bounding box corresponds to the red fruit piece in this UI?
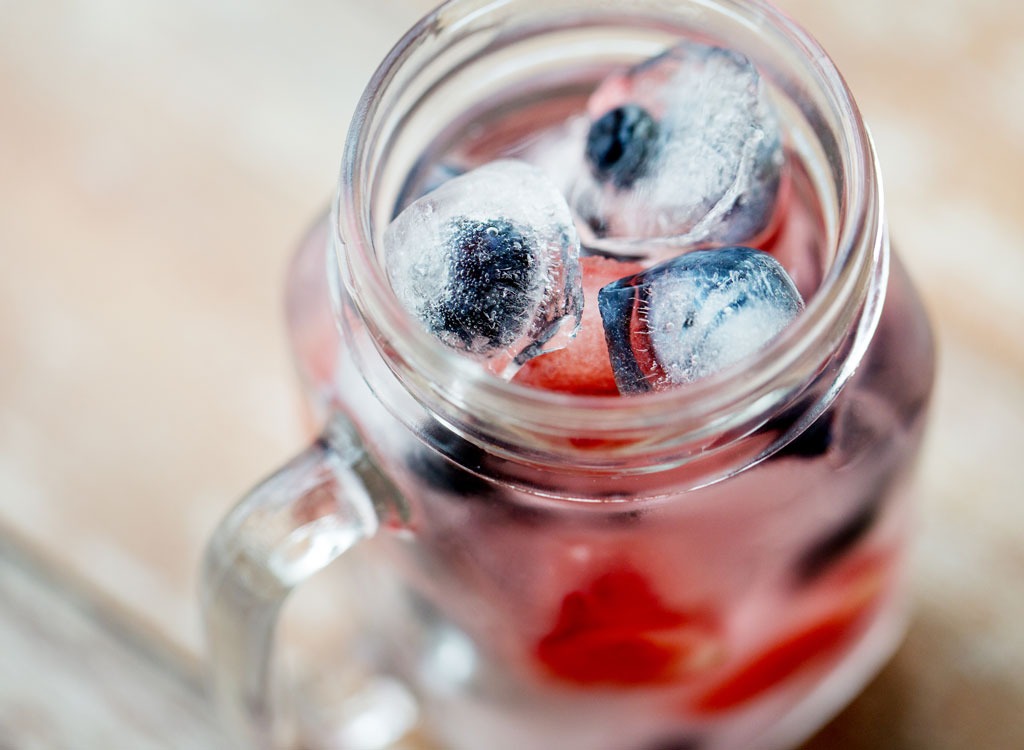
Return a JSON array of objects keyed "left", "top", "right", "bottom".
[
  {"left": 536, "top": 567, "right": 719, "bottom": 686},
  {"left": 514, "top": 256, "right": 645, "bottom": 395},
  {"left": 692, "top": 552, "right": 891, "bottom": 713}
]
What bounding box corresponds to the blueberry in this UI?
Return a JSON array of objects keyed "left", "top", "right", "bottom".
[
  {"left": 794, "top": 498, "right": 880, "bottom": 583},
  {"left": 408, "top": 422, "right": 548, "bottom": 525},
  {"left": 393, "top": 160, "right": 464, "bottom": 216},
  {"left": 586, "top": 105, "right": 660, "bottom": 189},
  {"left": 766, "top": 405, "right": 834, "bottom": 460},
  {"left": 427, "top": 218, "right": 537, "bottom": 353},
  {"left": 409, "top": 421, "right": 496, "bottom": 499},
  {"left": 643, "top": 737, "right": 702, "bottom": 750}
]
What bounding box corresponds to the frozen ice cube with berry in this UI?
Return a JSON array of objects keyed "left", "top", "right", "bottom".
[
  {"left": 385, "top": 43, "right": 802, "bottom": 394},
  {"left": 572, "top": 41, "right": 784, "bottom": 253},
  {"left": 384, "top": 159, "right": 583, "bottom": 372},
  {"left": 598, "top": 247, "right": 804, "bottom": 393}
]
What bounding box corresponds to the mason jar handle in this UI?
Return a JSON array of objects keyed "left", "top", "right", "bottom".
[{"left": 201, "top": 416, "right": 402, "bottom": 749}]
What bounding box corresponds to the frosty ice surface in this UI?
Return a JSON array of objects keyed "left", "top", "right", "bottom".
[
  {"left": 384, "top": 159, "right": 583, "bottom": 371},
  {"left": 572, "top": 41, "right": 784, "bottom": 251},
  {"left": 598, "top": 248, "right": 804, "bottom": 393}
]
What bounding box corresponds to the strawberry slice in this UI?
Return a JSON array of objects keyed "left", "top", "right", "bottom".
[
  {"left": 514, "top": 256, "right": 645, "bottom": 395},
  {"left": 536, "top": 567, "right": 720, "bottom": 686}
]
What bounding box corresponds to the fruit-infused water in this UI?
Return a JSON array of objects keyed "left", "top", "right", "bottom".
[
  {"left": 238, "top": 4, "right": 938, "bottom": 750},
  {"left": 281, "top": 67, "right": 933, "bottom": 750}
]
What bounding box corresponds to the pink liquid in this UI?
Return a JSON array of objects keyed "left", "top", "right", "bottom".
[{"left": 284, "top": 74, "right": 935, "bottom": 750}]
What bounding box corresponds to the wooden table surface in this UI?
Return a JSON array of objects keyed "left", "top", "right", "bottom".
[{"left": 2, "top": 1, "right": 1022, "bottom": 747}]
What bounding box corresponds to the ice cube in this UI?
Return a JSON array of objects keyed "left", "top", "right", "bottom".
[
  {"left": 393, "top": 160, "right": 465, "bottom": 216},
  {"left": 384, "top": 159, "right": 583, "bottom": 372},
  {"left": 573, "top": 42, "right": 784, "bottom": 253},
  {"left": 598, "top": 247, "right": 803, "bottom": 393}
]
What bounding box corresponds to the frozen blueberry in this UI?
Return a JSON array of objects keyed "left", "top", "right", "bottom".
[
  {"left": 794, "top": 498, "right": 881, "bottom": 583},
  {"left": 385, "top": 160, "right": 582, "bottom": 370},
  {"left": 408, "top": 422, "right": 548, "bottom": 525},
  {"left": 393, "top": 160, "right": 465, "bottom": 215},
  {"left": 409, "top": 421, "right": 496, "bottom": 499},
  {"left": 425, "top": 218, "right": 536, "bottom": 352},
  {"left": 585, "top": 105, "right": 660, "bottom": 189},
  {"left": 572, "top": 41, "right": 785, "bottom": 250},
  {"left": 598, "top": 247, "right": 804, "bottom": 393},
  {"left": 644, "top": 737, "right": 702, "bottom": 750},
  {"left": 765, "top": 404, "right": 835, "bottom": 460}
]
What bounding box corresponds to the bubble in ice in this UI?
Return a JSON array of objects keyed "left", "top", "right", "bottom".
[
  {"left": 598, "top": 247, "right": 803, "bottom": 393},
  {"left": 384, "top": 159, "right": 583, "bottom": 370},
  {"left": 573, "top": 41, "right": 785, "bottom": 252}
]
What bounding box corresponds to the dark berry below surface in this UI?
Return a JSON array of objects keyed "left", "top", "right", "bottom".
[
  {"left": 427, "top": 217, "right": 538, "bottom": 353},
  {"left": 794, "top": 495, "right": 882, "bottom": 584},
  {"left": 765, "top": 406, "right": 835, "bottom": 460},
  {"left": 585, "top": 105, "right": 660, "bottom": 189}
]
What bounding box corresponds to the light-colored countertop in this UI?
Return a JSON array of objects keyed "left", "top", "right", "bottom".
[{"left": 1, "top": 1, "right": 1022, "bottom": 747}]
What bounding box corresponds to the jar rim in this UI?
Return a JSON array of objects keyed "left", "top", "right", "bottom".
[{"left": 332, "top": 0, "right": 885, "bottom": 464}]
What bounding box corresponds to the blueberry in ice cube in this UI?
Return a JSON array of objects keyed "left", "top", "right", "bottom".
[
  {"left": 385, "top": 160, "right": 582, "bottom": 370},
  {"left": 573, "top": 41, "right": 784, "bottom": 251},
  {"left": 764, "top": 403, "right": 835, "bottom": 460},
  {"left": 425, "top": 218, "right": 536, "bottom": 352},
  {"left": 393, "top": 160, "right": 465, "bottom": 215},
  {"left": 598, "top": 247, "right": 803, "bottom": 393},
  {"left": 409, "top": 421, "right": 498, "bottom": 500},
  {"left": 644, "top": 738, "right": 702, "bottom": 750},
  {"left": 777, "top": 410, "right": 834, "bottom": 459},
  {"left": 408, "top": 421, "right": 549, "bottom": 525},
  {"left": 793, "top": 496, "right": 881, "bottom": 584},
  {"left": 585, "top": 105, "right": 660, "bottom": 189}
]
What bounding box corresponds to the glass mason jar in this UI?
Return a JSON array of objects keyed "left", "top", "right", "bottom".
[{"left": 202, "top": 1, "right": 935, "bottom": 749}]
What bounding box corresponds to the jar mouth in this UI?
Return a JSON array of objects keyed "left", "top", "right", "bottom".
[{"left": 333, "top": 0, "right": 884, "bottom": 463}]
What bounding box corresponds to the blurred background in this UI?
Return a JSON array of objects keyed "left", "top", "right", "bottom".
[{"left": 1, "top": 0, "right": 1022, "bottom": 747}]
